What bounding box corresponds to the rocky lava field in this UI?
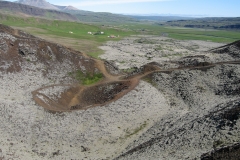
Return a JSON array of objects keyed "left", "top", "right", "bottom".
[{"left": 0, "top": 24, "right": 240, "bottom": 159}]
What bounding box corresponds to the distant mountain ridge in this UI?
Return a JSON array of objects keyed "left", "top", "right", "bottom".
[
  {"left": 54, "top": 5, "right": 79, "bottom": 11},
  {"left": 15, "top": 0, "right": 136, "bottom": 23},
  {"left": 0, "top": 1, "right": 78, "bottom": 21},
  {"left": 66, "top": 10, "right": 137, "bottom": 23},
  {"left": 129, "top": 15, "right": 194, "bottom": 22},
  {"left": 16, "top": 0, "right": 79, "bottom": 11},
  {"left": 165, "top": 17, "right": 240, "bottom": 30},
  {"left": 3, "top": 0, "right": 207, "bottom": 24}
]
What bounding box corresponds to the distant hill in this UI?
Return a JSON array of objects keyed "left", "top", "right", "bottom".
[
  {"left": 128, "top": 15, "right": 193, "bottom": 22},
  {"left": 15, "top": 0, "right": 138, "bottom": 23},
  {"left": 17, "top": 0, "right": 59, "bottom": 10},
  {"left": 16, "top": 0, "right": 78, "bottom": 11},
  {"left": 165, "top": 17, "right": 240, "bottom": 30},
  {"left": 65, "top": 10, "right": 138, "bottom": 23},
  {"left": 0, "top": 1, "right": 78, "bottom": 21}
]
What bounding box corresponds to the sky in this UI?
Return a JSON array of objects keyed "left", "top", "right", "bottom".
[{"left": 6, "top": 0, "right": 240, "bottom": 17}]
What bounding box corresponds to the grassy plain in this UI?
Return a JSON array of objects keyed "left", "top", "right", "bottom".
[
  {"left": 121, "top": 23, "right": 240, "bottom": 43},
  {"left": 1, "top": 14, "right": 240, "bottom": 58},
  {"left": 0, "top": 14, "right": 136, "bottom": 58}
]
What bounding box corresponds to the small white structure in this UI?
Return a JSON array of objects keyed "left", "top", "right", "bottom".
[
  {"left": 69, "top": 31, "right": 73, "bottom": 34},
  {"left": 101, "top": 32, "right": 104, "bottom": 34},
  {"left": 87, "top": 32, "right": 92, "bottom": 34}
]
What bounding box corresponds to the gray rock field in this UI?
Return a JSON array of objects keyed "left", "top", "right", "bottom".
[
  {"left": 0, "top": 25, "right": 240, "bottom": 160},
  {"left": 116, "top": 64, "right": 240, "bottom": 160},
  {"left": 99, "top": 36, "right": 225, "bottom": 69}
]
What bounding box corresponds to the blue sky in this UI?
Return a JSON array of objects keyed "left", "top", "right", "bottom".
[{"left": 6, "top": 0, "right": 240, "bottom": 17}]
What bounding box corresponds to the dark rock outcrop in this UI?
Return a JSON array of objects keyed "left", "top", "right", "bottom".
[
  {"left": 201, "top": 143, "right": 240, "bottom": 160},
  {"left": 210, "top": 40, "right": 240, "bottom": 58}
]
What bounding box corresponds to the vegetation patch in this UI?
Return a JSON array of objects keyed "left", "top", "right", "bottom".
[
  {"left": 88, "top": 50, "right": 104, "bottom": 59},
  {"left": 143, "top": 76, "right": 157, "bottom": 87},
  {"left": 69, "top": 70, "right": 103, "bottom": 85},
  {"left": 122, "top": 68, "right": 136, "bottom": 74},
  {"left": 125, "top": 121, "right": 147, "bottom": 138},
  {"left": 155, "top": 45, "right": 163, "bottom": 51},
  {"left": 134, "top": 38, "right": 156, "bottom": 44}
]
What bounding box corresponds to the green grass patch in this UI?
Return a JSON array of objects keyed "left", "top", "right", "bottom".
[
  {"left": 88, "top": 50, "right": 104, "bottom": 59},
  {"left": 122, "top": 68, "right": 136, "bottom": 73},
  {"left": 83, "top": 73, "right": 103, "bottom": 85},
  {"left": 69, "top": 70, "right": 103, "bottom": 85},
  {"left": 119, "top": 23, "right": 240, "bottom": 43}
]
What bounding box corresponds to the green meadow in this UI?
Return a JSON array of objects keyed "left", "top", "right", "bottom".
[
  {"left": 121, "top": 23, "right": 240, "bottom": 43},
  {"left": 0, "top": 14, "right": 136, "bottom": 58},
  {"left": 1, "top": 14, "right": 240, "bottom": 58}
]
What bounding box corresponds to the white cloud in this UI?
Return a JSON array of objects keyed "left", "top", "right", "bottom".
[{"left": 60, "top": 0, "right": 172, "bottom": 7}]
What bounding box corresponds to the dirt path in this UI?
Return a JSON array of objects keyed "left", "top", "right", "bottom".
[{"left": 32, "top": 51, "right": 240, "bottom": 112}]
